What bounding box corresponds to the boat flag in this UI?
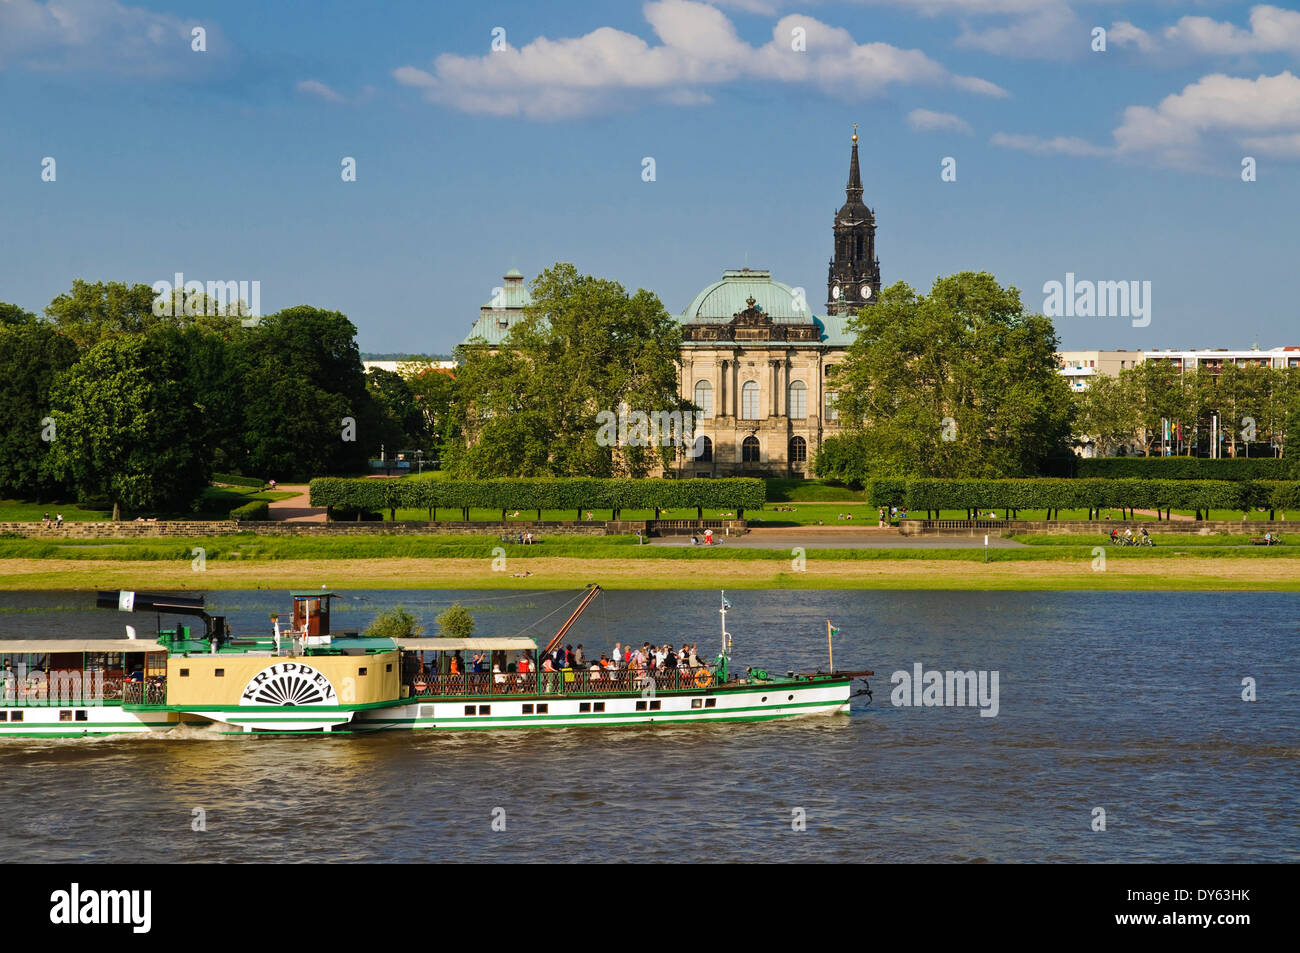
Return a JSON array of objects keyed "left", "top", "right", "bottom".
[
  {"left": 829, "top": 624, "right": 840, "bottom": 638},
  {"left": 722, "top": 597, "right": 732, "bottom": 610}
]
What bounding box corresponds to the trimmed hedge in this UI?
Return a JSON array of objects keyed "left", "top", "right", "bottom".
[
  {"left": 1077, "top": 458, "right": 1296, "bottom": 481},
  {"left": 861, "top": 478, "right": 1299, "bottom": 516},
  {"left": 213, "top": 473, "right": 266, "bottom": 488},
  {"left": 309, "top": 477, "right": 767, "bottom": 519},
  {"left": 230, "top": 499, "right": 269, "bottom": 521}
]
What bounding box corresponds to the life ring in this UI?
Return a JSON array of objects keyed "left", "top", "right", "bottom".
[{"left": 693, "top": 669, "right": 713, "bottom": 688}]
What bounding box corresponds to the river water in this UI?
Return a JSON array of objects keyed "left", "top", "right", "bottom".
[{"left": 0, "top": 589, "right": 1295, "bottom": 863}]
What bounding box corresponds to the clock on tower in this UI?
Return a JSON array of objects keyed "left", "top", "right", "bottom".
[{"left": 826, "top": 124, "right": 881, "bottom": 316}]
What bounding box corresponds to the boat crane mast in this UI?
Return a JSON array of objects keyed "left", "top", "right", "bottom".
[{"left": 541, "top": 585, "right": 602, "bottom": 657}]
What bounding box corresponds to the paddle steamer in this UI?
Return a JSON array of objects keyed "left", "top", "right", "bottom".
[{"left": 0, "top": 588, "right": 871, "bottom": 737}]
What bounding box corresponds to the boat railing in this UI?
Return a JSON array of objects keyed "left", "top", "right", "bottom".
[
  {"left": 122, "top": 679, "right": 167, "bottom": 706},
  {"left": 407, "top": 666, "right": 718, "bottom": 699},
  {"left": 1, "top": 670, "right": 127, "bottom": 706}
]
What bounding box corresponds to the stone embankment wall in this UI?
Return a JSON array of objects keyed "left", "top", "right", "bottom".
[
  {"left": 900, "top": 519, "right": 1291, "bottom": 537},
  {"left": 0, "top": 519, "right": 746, "bottom": 539}
]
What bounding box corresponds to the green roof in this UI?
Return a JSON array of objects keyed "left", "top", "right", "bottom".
[
  {"left": 460, "top": 270, "right": 534, "bottom": 348},
  {"left": 680, "top": 269, "right": 811, "bottom": 324}
]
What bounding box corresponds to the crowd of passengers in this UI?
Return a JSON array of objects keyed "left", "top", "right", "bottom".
[{"left": 409, "top": 642, "right": 708, "bottom": 688}]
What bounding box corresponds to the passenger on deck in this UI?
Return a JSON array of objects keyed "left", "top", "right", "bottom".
[
  {"left": 574, "top": 644, "right": 585, "bottom": 666},
  {"left": 612, "top": 643, "right": 623, "bottom": 667}
]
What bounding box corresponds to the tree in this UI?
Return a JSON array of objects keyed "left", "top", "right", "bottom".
[
  {"left": 0, "top": 320, "right": 79, "bottom": 497},
  {"left": 435, "top": 603, "right": 475, "bottom": 639},
  {"left": 233, "top": 306, "right": 376, "bottom": 479},
  {"left": 47, "top": 331, "right": 213, "bottom": 519},
  {"left": 364, "top": 606, "right": 425, "bottom": 639},
  {"left": 445, "top": 264, "right": 684, "bottom": 477},
  {"left": 0, "top": 302, "right": 36, "bottom": 326},
  {"left": 366, "top": 368, "right": 425, "bottom": 454},
  {"left": 832, "top": 272, "right": 1074, "bottom": 478},
  {"left": 398, "top": 361, "right": 456, "bottom": 462},
  {"left": 1073, "top": 374, "right": 1138, "bottom": 457}
]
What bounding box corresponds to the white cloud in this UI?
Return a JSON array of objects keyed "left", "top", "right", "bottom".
[
  {"left": 996, "top": 70, "right": 1300, "bottom": 169},
  {"left": 1113, "top": 70, "right": 1300, "bottom": 166},
  {"left": 1107, "top": 21, "right": 1156, "bottom": 55},
  {"left": 953, "top": 1, "right": 1080, "bottom": 57},
  {"left": 394, "top": 0, "right": 1006, "bottom": 119},
  {"left": 297, "top": 80, "right": 346, "bottom": 103},
  {"left": 1109, "top": 6, "right": 1300, "bottom": 59},
  {"left": 0, "top": 0, "right": 223, "bottom": 76},
  {"left": 990, "top": 132, "right": 1111, "bottom": 156},
  {"left": 1162, "top": 6, "right": 1300, "bottom": 57},
  {"left": 908, "top": 108, "right": 973, "bottom": 134}
]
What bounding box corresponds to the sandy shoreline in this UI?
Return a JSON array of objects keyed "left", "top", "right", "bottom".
[{"left": 1, "top": 556, "right": 1295, "bottom": 591}]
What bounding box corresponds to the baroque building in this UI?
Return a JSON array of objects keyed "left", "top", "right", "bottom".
[{"left": 459, "top": 131, "right": 875, "bottom": 477}]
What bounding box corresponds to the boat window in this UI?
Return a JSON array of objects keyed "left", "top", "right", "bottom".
[
  {"left": 180, "top": 669, "right": 189, "bottom": 677},
  {"left": 75, "top": 711, "right": 88, "bottom": 722},
  {"left": 0, "top": 712, "right": 7, "bottom": 721},
  {"left": 579, "top": 702, "right": 591, "bottom": 713},
  {"left": 705, "top": 699, "right": 717, "bottom": 708},
  {"left": 593, "top": 702, "right": 605, "bottom": 713},
  {"left": 788, "top": 695, "right": 794, "bottom": 701},
  {"left": 464, "top": 705, "right": 476, "bottom": 716},
  {"left": 214, "top": 669, "right": 225, "bottom": 677},
  {"left": 522, "top": 704, "right": 534, "bottom": 714},
  {"left": 649, "top": 700, "right": 661, "bottom": 711},
  {"left": 636, "top": 701, "right": 647, "bottom": 711},
  {"left": 358, "top": 668, "right": 368, "bottom": 677},
  {"left": 478, "top": 705, "right": 490, "bottom": 715},
  {"left": 9, "top": 712, "right": 20, "bottom": 722},
  {"left": 536, "top": 704, "right": 548, "bottom": 714},
  {"left": 691, "top": 698, "right": 703, "bottom": 709},
  {"left": 761, "top": 696, "right": 768, "bottom": 703},
  {"left": 59, "top": 710, "right": 72, "bottom": 722},
  {"left": 385, "top": 664, "right": 392, "bottom": 673}
]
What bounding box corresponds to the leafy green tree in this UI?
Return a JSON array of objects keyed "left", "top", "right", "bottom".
[
  {"left": 446, "top": 264, "right": 683, "bottom": 478},
  {"left": 832, "top": 272, "right": 1074, "bottom": 478},
  {"left": 366, "top": 368, "right": 425, "bottom": 454},
  {"left": 0, "top": 320, "right": 79, "bottom": 497},
  {"left": 398, "top": 361, "right": 456, "bottom": 461},
  {"left": 435, "top": 603, "right": 474, "bottom": 639},
  {"left": 233, "top": 306, "right": 376, "bottom": 479},
  {"left": 1072, "top": 374, "right": 1138, "bottom": 457},
  {"left": 47, "top": 330, "right": 212, "bottom": 519},
  {"left": 0, "top": 302, "right": 37, "bottom": 326},
  {"left": 364, "top": 606, "right": 425, "bottom": 639},
  {"left": 43, "top": 280, "right": 242, "bottom": 350}
]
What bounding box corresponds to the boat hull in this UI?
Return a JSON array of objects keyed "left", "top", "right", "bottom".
[
  {"left": 355, "top": 679, "right": 852, "bottom": 731},
  {"left": 0, "top": 704, "right": 179, "bottom": 738},
  {"left": 1, "top": 679, "right": 855, "bottom": 736}
]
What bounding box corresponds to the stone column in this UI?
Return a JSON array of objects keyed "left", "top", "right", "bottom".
[{"left": 720, "top": 359, "right": 729, "bottom": 418}]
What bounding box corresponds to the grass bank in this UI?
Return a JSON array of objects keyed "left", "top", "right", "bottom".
[{"left": 0, "top": 533, "right": 1295, "bottom": 591}]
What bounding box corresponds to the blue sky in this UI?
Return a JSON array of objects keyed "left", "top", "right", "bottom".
[{"left": 1, "top": 0, "right": 1297, "bottom": 353}]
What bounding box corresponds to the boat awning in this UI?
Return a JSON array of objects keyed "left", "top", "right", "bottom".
[
  {"left": 396, "top": 638, "right": 538, "bottom": 652},
  {"left": 0, "top": 640, "right": 169, "bottom": 653}
]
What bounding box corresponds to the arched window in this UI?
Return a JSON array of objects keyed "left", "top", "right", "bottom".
[
  {"left": 697, "top": 435, "right": 713, "bottom": 462},
  {"left": 789, "top": 436, "right": 807, "bottom": 463},
  {"left": 742, "top": 436, "right": 761, "bottom": 463},
  {"left": 741, "top": 381, "right": 760, "bottom": 419},
  {"left": 693, "top": 380, "right": 713, "bottom": 419},
  {"left": 788, "top": 380, "right": 807, "bottom": 419}
]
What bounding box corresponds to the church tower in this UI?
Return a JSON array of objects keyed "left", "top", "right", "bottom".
[{"left": 826, "top": 124, "right": 881, "bottom": 316}]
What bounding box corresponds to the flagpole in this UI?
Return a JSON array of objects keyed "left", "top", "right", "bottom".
[{"left": 826, "top": 620, "right": 833, "bottom": 674}]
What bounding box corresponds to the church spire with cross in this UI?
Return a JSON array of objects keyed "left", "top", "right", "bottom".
[{"left": 826, "top": 123, "right": 881, "bottom": 316}]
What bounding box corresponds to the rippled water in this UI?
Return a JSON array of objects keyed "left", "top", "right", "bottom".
[{"left": 1, "top": 589, "right": 1296, "bottom": 862}]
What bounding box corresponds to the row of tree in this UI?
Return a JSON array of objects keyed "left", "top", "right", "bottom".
[
  {"left": 0, "top": 283, "right": 429, "bottom": 517},
  {"left": 1073, "top": 360, "right": 1300, "bottom": 458}
]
